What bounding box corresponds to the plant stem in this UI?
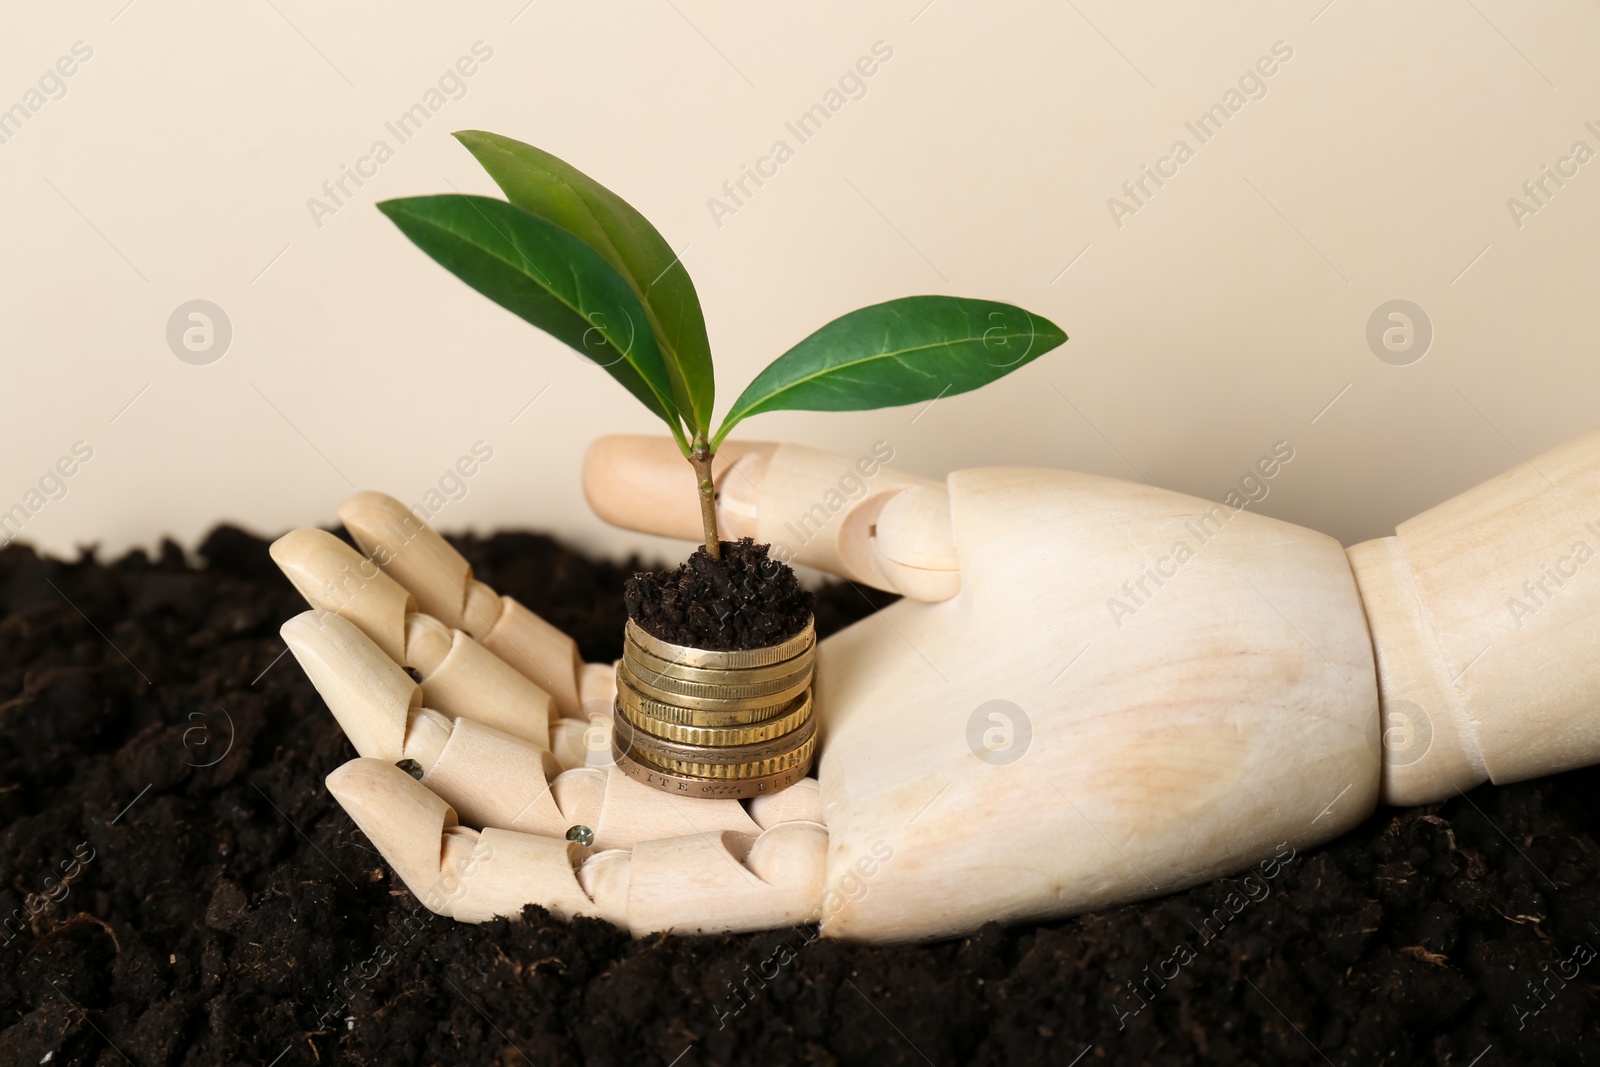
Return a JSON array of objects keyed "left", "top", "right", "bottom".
[{"left": 689, "top": 435, "right": 721, "bottom": 561}]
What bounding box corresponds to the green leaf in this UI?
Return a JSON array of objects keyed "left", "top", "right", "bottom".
[
  {"left": 377, "top": 194, "right": 685, "bottom": 445},
  {"left": 454, "top": 130, "right": 715, "bottom": 436},
  {"left": 713, "top": 296, "right": 1067, "bottom": 447}
]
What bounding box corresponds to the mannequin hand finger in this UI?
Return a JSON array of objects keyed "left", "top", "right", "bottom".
[
  {"left": 334, "top": 491, "right": 583, "bottom": 714},
  {"left": 273, "top": 529, "right": 559, "bottom": 744},
  {"left": 583, "top": 435, "right": 959, "bottom": 601}
]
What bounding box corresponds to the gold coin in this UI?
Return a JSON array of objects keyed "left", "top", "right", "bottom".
[
  {"left": 615, "top": 675, "right": 801, "bottom": 725},
  {"left": 623, "top": 638, "right": 812, "bottom": 685},
  {"left": 614, "top": 705, "right": 812, "bottom": 764},
  {"left": 618, "top": 713, "right": 817, "bottom": 779},
  {"left": 625, "top": 617, "right": 814, "bottom": 670},
  {"left": 618, "top": 690, "right": 812, "bottom": 746},
  {"left": 611, "top": 745, "right": 815, "bottom": 800},
  {"left": 632, "top": 730, "right": 816, "bottom": 780},
  {"left": 619, "top": 659, "right": 813, "bottom": 704},
  {"left": 621, "top": 651, "right": 813, "bottom": 698}
]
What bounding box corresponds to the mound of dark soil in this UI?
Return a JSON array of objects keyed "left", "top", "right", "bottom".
[
  {"left": 624, "top": 538, "right": 814, "bottom": 650},
  {"left": 0, "top": 527, "right": 1596, "bottom": 1066}
]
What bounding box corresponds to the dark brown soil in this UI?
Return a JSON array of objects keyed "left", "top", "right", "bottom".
[
  {"left": 0, "top": 527, "right": 1597, "bottom": 1066},
  {"left": 624, "top": 538, "right": 814, "bottom": 650}
]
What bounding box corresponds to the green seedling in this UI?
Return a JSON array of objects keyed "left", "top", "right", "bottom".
[{"left": 378, "top": 131, "right": 1068, "bottom": 560}]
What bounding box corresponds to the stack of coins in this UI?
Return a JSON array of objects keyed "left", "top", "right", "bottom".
[{"left": 612, "top": 616, "right": 816, "bottom": 799}]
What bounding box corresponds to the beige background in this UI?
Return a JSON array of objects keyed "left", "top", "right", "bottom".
[{"left": 2, "top": 1, "right": 1595, "bottom": 568}]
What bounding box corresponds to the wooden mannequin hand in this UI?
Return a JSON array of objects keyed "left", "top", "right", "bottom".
[{"left": 268, "top": 427, "right": 1600, "bottom": 944}]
